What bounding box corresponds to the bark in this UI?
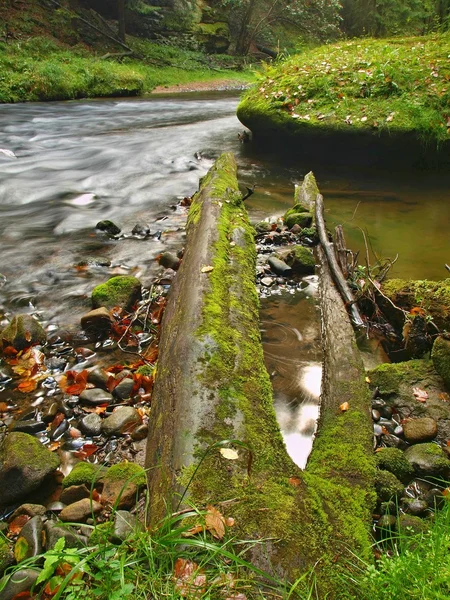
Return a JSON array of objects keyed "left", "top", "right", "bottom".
[{"left": 117, "top": 0, "right": 126, "bottom": 42}]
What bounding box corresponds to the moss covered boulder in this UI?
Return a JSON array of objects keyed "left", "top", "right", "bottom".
[
  {"left": 0, "top": 433, "right": 60, "bottom": 506},
  {"left": 405, "top": 442, "right": 450, "bottom": 479},
  {"left": 0, "top": 314, "right": 47, "bottom": 351},
  {"left": 101, "top": 462, "right": 146, "bottom": 509},
  {"left": 375, "top": 447, "right": 414, "bottom": 483},
  {"left": 91, "top": 276, "right": 142, "bottom": 311},
  {"left": 284, "top": 210, "right": 313, "bottom": 229},
  {"left": 195, "top": 22, "right": 230, "bottom": 53},
  {"left": 431, "top": 336, "right": 450, "bottom": 387},
  {"left": 62, "top": 462, "right": 105, "bottom": 490},
  {"left": 375, "top": 469, "right": 404, "bottom": 502},
  {"left": 275, "top": 245, "right": 315, "bottom": 275}
]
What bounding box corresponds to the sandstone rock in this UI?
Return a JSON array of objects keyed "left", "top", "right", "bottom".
[
  {"left": 0, "top": 315, "right": 46, "bottom": 351},
  {"left": 59, "top": 498, "right": 102, "bottom": 523},
  {"left": 101, "top": 407, "right": 141, "bottom": 437},
  {"left": 403, "top": 417, "right": 438, "bottom": 443}
]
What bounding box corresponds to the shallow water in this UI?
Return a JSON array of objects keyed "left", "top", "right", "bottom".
[{"left": 1, "top": 92, "right": 449, "bottom": 468}]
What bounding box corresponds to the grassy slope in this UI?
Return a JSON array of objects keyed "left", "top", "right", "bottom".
[
  {"left": 238, "top": 34, "right": 450, "bottom": 146},
  {"left": 0, "top": 2, "right": 252, "bottom": 103}
]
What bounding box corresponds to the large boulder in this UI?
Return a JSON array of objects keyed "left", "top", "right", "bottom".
[
  {"left": 91, "top": 276, "right": 141, "bottom": 311},
  {"left": 0, "top": 433, "right": 60, "bottom": 507},
  {"left": 405, "top": 443, "right": 450, "bottom": 479},
  {"left": 0, "top": 315, "right": 46, "bottom": 351}
]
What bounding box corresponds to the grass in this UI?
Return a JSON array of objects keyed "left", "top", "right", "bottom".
[
  {"left": 0, "top": 36, "right": 253, "bottom": 103},
  {"left": 348, "top": 498, "right": 450, "bottom": 600},
  {"left": 238, "top": 34, "right": 450, "bottom": 146}
]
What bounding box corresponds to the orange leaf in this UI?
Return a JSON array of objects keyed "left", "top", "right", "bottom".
[
  {"left": 339, "top": 401, "right": 349, "bottom": 412},
  {"left": 205, "top": 505, "right": 226, "bottom": 540},
  {"left": 2, "top": 345, "right": 18, "bottom": 357},
  {"left": 182, "top": 525, "right": 204, "bottom": 538},
  {"left": 413, "top": 387, "right": 428, "bottom": 402},
  {"left": 289, "top": 476, "right": 301, "bottom": 487},
  {"left": 17, "top": 379, "right": 37, "bottom": 393},
  {"left": 8, "top": 514, "right": 31, "bottom": 535},
  {"left": 48, "top": 441, "right": 60, "bottom": 452}
]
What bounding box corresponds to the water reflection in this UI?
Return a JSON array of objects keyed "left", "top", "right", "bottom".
[{"left": 260, "top": 284, "right": 322, "bottom": 469}]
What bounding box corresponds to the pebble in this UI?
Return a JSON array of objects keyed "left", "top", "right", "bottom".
[
  {"left": 131, "top": 424, "right": 148, "bottom": 441},
  {"left": 261, "top": 277, "right": 274, "bottom": 287},
  {"left": 113, "top": 378, "right": 134, "bottom": 400},
  {"left": 379, "top": 405, "right": 393, "bottom": 419},
  {"left": 401, "top": 497, "right": 428, "bottom": 516},
  {"left": 79, "top": 388, "right": 113, "bottom": 406},
  {"left": 60, "top": 484, "right": 91, "bottom": 505},
  {"left": 15, "top": 516, "right": 43, "bottom": 559},
  {"left": 371, "top": 409, "right": 381, "bottom": 422},
  {"left": 46, "top": 502, "right": 66, "bottom": 514},
  {"left": 101, "top": 407, "right": 141, "bottom": 437},
  {"left": 87, "top": 367, "right": 110, "bottom": 390},
  {"left": 403, "top": 417, "right": 438, "bottom": 443},
  {"left": 12, "top": 419, "right": 46, "bottom": 435},
  {"left": 79, "top": 413, "right": 102, "bottom": 437},
  {"left": 59, "top": 498, "right": 102, "bottom": 523},
  {"left": 376, "top": 514, "right": 396, "bottom": 530}
]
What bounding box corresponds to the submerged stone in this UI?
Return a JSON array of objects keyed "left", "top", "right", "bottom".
[{"left": 96, "top": 220, "right": 121, "bottom": 236}]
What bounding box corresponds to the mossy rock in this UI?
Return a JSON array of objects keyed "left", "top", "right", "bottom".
[
  {"left": 0, "top": 538, "right": 14, "bottom": 576},
  {"left": 91, "top": 276, "right": 142, "bottom": 311},
  {"left": 0, "top": 314, "right": 47, "bottom": 351},
  {"left": 136, "top": 364, "right": 155, "bottom": 377},
  {"left": 254, "top": 221, "right": 272, "bottom": 234},
  {"left": 404, "top": 442, "right": 450, "bottom": 479},
  {"left": 375, "top": 448, "right": 414, "bottom": 483},
  {"left": 103, "top": 462, "right": 146, "bottom": 487},
  {"left": 284, "top": 211, "right": 313, "bottom": 229},
  {"left": 195, "top": 22, "right": 230, "bottom": 53},
  {"left": 368, "top": 359, "right": 431, "bottom": 396},
  {"left": 276, "top": 245, "right": 315, "bottom": 275},
  {"left": 62, "top": 462, "right": 105, "bottom": 490},
  {"left": 375, "top": 469, "right": 404, "bottom": 502},
  {"left": 431, "top": 336, "right": 450, "bottom": 388},
  {"left": 0, "top": 432, "right": 60, "bottom": 506},
  {"left": 398, "top": 514, "right": 430, "bottom": 537},
  {"left": 89, "top": 521, "right": 114, "bottom": 545}
]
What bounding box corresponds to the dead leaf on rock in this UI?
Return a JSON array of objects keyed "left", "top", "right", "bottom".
[
  {"left": 340, "top": 401, "right": 349, "bottom": 412},
  {"left": 219, "top": 448, "right": 239, "bottom": 460},
  {"left": 289, "top": 476, "right": 301, "bottom": 487},
  {"left": 205, "top": 505, "right": 226, "bottom": 540},
  {"left": 201, "top": 265, "right": 214, "bottom": 273},
  {"left": 413, "top": 387, "right": 428, "bottom": 402}
]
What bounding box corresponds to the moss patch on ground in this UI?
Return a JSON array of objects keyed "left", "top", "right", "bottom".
[{"left": 237, "top": 34, "right": 450, "bottom": 149}]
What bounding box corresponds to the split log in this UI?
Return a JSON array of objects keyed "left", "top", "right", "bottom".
[{"left": 145, "top": 157, "right": 374, "bottom": 596}]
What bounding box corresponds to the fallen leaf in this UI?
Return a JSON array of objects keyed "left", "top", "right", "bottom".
[
  {"left": 339, "top": 401, "right": 349, "bottom": 412},
  {"left": 289, "top": 476, "right": 302, "bottom": 487},
  {"left": 8, "top": 514, "right": 31, "bottom": 535},
  {"left": 182, "top": 525, "right": 204, "bottom": 538},
  {"left": 48, "top": 441, "right": 60, "bottom": 452},
  {"left": 201, "top": 265, "right": 214, "bottom": 273},
  {"left": 205, "top": 505, "right": 226, "bottom": 540},
  {"left": 17, "top": 379, "right": 37, "bottom": 393},
  {"left": 14, "top": 536, "right": 30, "bottom": 563},
  {"left": 225, "top": 595, "right": 248, "bottom": 600},
  {"left": 365, "top": 376, "right": 371, "bottom": 383},
  {"left": 173, "top": 558, "right": 206, "bottom": 598},
  {"left": 219, "top": 448, "right": 239, "bottom": 460},
  {"left": 413, "top": 387, "right": 428, "bottom": 402}
]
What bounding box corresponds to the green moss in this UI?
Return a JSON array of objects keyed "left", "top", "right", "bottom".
[
  {"left": 0, "top": 538, "right": 12, "bottom": 574},
  {"left": 284, "top": 212, "right": 313, "bottom": 229},
  {"left": 375, "top": 470, "right": 405, "bottom": 501},
  {"left": 2, "top": 432, "right": 60, "bottom": 472},
  {"left": 89, "top": 522, "right": 114, "bottom": 545},
  {"left": 368, "top": 359, "right": 431, "bottom": 395},
  {"left": 62, "top": 462, "right": 104, "bottom": 489},
  {"left": 104, "top": 462, "right": 146, "bottom": 487},
  {"left": 431, "top": 336, "right": 450, "bottom": 387},
  {"left": 375, "top": 448, "right": 414, "bottom": 482},
  {"left": 91, "top": 276, "right": 141, "bottom": 311},
  {"left": 136, "top": 364, "right": 155, "bottom": 377}
]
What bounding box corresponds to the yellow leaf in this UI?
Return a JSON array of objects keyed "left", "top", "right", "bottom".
[
  {"left": 219, "top": 448, "right": 239, "bottom": 460},
  {"left": 339, "top": 401, "right": 349, "bottom": 412},
  {"left": 201, "top": 266, "right": 214, "bottom": 273},
  {"left": 205, "top": 505, "right": 225, "bottom": 540},
  {"left": 365, "top": 376, "right": 370, "bottom": 383}
]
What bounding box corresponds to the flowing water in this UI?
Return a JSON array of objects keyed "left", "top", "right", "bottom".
[{"left": 1, "top": 92, "right": 450, "bottom": 468}]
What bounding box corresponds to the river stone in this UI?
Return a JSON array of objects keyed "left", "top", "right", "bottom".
[
  {"left": 375, "top": 470, "right": 404, "bottom": 502},
  {"left": 92, "top": 276, "right": 142, "bottom": 311},
  {"left": 79, "top": 412, "right": 102, "bottom": 436},
  {"left": 60, "top": 484, "right": 91, "bottom": 505},
  {"left": 131, "top": 423, "right": 148, "bottom": 441},
  {"left": 0, "top": 315, "right": 47, "bottom": 351},
  {"left": 9, "top": 504, "right": 46, "bottom": 520},
  {"left": 0, "top": 568, "right": 41, "bottom": 600},
  {"left": 255, "top": 221, "right": 272, "bottom": 234},
  {"left": 431, "top": 335, "right": 450, "bottom": 387},
  {"left": 14, "top": 516, "right": 43, "bottom": 562},
  {"left": 101, "top": 407, "right": 141, "bottom": 437},
  {"left": 158, "top": 252, "right": 180, "bottom": 271},
  {"left": 398, "top": 514, "right": 430, "bottom": 536},
  {"left": 113, "top": 377, "right": 134, "bottom": 400},
  {"left": 260, "top": 277, "right": 274, "bottom": 287},
  {"left": 403, "top": 417, "right": 438, "bottom": 443},
  {"left": 12, "top": 419, "right": 46, "bottom": 435},
  {"left": 284, "top": 212, "right": 313, "bottom": 229},
  {"left": 405, "top": 442, "right": 450, "bottom": 478},
  {"left": 79, "top": 388, "right": 113, "bottom": 406},
  {"left": 43, "top": 520, "right": 83, "bottom": 550},
  {"left": 268, "top": 256, "right": 292, "bottom": 277},
  {"left": 96, "top": 220, "right": 121, "bottom": 236},
  {"left": 275, "top": 245, "right": 315, "bottom": 275},
  {"left": 401, "top": 497, "right": 428, "bottom": 516},
  {"left": 87, "top": 367, "right": 110, "bottom": 389},
  {"left": 112, "top": 510, "right": 138, "bottom": 542},
  {"left": 101, "top": 462, "right": 146, "bottom": 509},
  {"left": 375, "top": 447, "right": 414, "bottom": 483},
  {"left": 80, "top": 307, "right": 114, "bottom": 334},
  {"left": 59, "top": 498, "right": 102, "bottom": 523},
  {"left": 0, "top": 432, "right": 60, "bottom": 506},
  {"left": 376, "top": 514, "right": 396, "bottom": 531}
]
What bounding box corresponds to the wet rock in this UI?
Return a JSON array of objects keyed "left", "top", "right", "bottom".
[
  {"left": 45, "top": 502, "right": 66, "bottom": 514},
  {"left": 403, "top": 417, "right": 438, "bottom": 443},
  {"left": 60, "top": 484, "right": 91, "bottom": 505},
  {"left": 268, "top": 256, "right": 292, "bottom": 277},
  {"left": 431, "top": 335, "right": 450, "bottom": 387},
  {"left": 14, "top": 516, "right": 43, "bottom": 561},
  {"left": 62, "top": 462, "right": 106, "bottom": 490},
  {"left": 42, "top": 402, "right": 59, "bottom": 423},
  {"left": 0, "top": 568, "right": 41, "bottom": 600},
  {"left": 379, "top": 405, "right": 393, "bottom": 419},
  {"left": 101, "top": 407, "right": 141, "bottom": 437},
  {"left": 290, "top": 224, "right": 302, "bottom": 234},
  {"left": 398, "top": 514, "right": 429, "bottom": 536},
  {"left": 376, "top": 514, "right": 396, "bottom": 531},
  {"left": 45, "top": 356, "right": 68, "bottom": 372},
  {"left": 79, "top": 412, "right": 102, "bottom": 437},
  {"left": 373, "top": 423, "right": 383, "bottom": 436},
  {"left": 59, "top": 498, "right": 102, "bottom": 523},
  {"left": 380, "top": 501, "right": 396, "bottom": 515},
  {"left": 260, "top": 277, "right": 274, "bottom": 288},
  {"left": 0, "top": 538, "right": 14, "bottom": 576},
  {"left": 378, "top": 418, "right": 396, "bottom": 434},
  {"left": 79, "top": 388, "right": 113, "bottom": 406},
  {"left": 0, "top": 315, "right": 47, "bottom": 351},
  {"left": 131, "top": 424, "right": 148, "bottom": 441},
  {"left": 424, "top": 487, "right": 446, "bottom": 510},
  {"left": 382, "top": 433, "right": 408, "bottom": 449},
  {"left": 0, "top": 432, "right": 60, "bottom": 506},
  {"left": 12, "top": 419, "right": 46, "bottom": 435},
  {"left": 91, "top": 276, "right": 142, "bottom": 311},
  {"left": 50, "top": 418, "right": 69, "bottom": 440},
  {"left": 9, "top": 504, "right": 46, "bottom": 520},
  {"left": 372, "top": 409, "right": 381, "bottom": 422},
  {"left": 81, "top": 307, "right": 114, "bottom": 335},
  {"left": 87, "top": 367, "right": 110, "bottom": 390},
  {"left": 372, "top": 398, "right": 386, "bottom": 410},
  {"left": 111, "top": 510, "right": 138, "bottom": 542},
  {"left": 375, "top": 448, "right": 414, "bottom": 483},
  {"left": 131, "top": 223, "right": 151, "bottom": 237},
  {"left": 375, "top": 470, "right": 404, "bottom": 502},
  {"left": 158, "top": 252, "right": 180, "bottom": 271},
  {"left": 96, "top": 220, "right": 121, "bottom": 236},
  {"left": 405, "top": 443, "right": 450, "bottom": 478},
  {"left": 113, "top": 378, "right": 134, "bottom": 400},
  {"left": 401, "top": 497, "right": 428, "bottom": 516},
  {"left": 255, "top": 221, "right": 272, "bottom": 234},
  {"left": 44, "top": 520, "right": 84, "bottom": 550},
  {"left": 101, "top": 462, "right": 146, "bottom": 509},
  {"left": 275, "top": 245, "right": 315, "bottom": 275}
]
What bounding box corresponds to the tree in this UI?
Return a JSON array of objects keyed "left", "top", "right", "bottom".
[{"left": 117, "top": 0, "right": 126, "bottom": 41}]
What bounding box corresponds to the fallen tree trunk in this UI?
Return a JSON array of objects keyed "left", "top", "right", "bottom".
[{"left": 145, "top": 156, "right": 375, "bottom": 596}]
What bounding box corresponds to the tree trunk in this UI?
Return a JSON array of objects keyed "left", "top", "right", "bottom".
[{"left": 117, "top": 0, "right": 126, "bottom": 42}]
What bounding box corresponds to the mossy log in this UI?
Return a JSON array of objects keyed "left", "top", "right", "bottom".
[{"left": 145, "top": 154, "right": 375, "bottom": 596}]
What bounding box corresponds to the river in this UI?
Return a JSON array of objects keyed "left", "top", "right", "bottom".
[{"left": 1, "top": 92, "right": 449, "bottom": 468}]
